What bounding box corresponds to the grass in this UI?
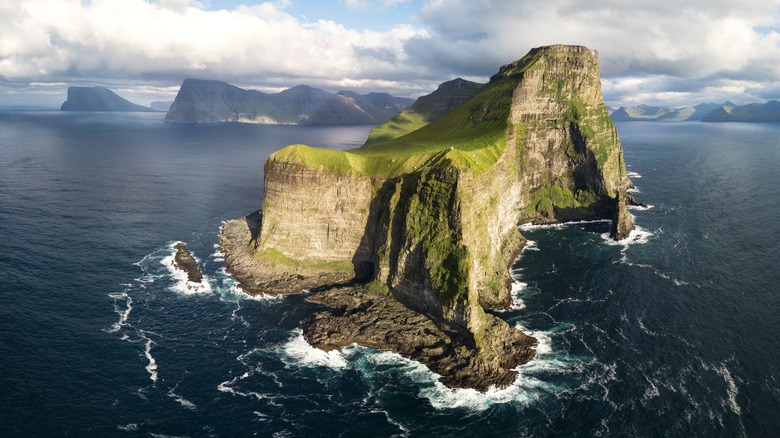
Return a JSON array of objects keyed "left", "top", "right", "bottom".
[{"left": 269, "top": 71, "right": 526, "bottom": 179}]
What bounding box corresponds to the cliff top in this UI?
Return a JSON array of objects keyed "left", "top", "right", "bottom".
[{"left": 271, "top": 44, "right": 604, "bottom": 177}]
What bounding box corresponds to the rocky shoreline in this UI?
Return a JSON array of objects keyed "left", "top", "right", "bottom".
[{"left": 220, "top": 214, "right": 537, "bottom": 391}]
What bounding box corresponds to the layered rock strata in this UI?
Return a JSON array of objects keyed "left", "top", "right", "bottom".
[{"left": 220, "top": 45, "right": 638, "bottom": 391}]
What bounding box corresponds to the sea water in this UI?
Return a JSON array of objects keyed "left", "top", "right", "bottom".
[{"left": 1, "top": 112, "right": 778, "bottom": 436}]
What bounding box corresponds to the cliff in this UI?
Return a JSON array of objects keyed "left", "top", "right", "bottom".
[
  {"left": 60, "top": 87, "right": 155, "bottom": 112},
  {"left": 164, "top": 79, "right": 410, "bottom": 124},
  {"left": 220, "top": 45, "right": 638, "bottom": 391}
]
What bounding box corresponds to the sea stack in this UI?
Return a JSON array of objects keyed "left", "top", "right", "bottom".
[
  {"left": 220, "top": 45, "right": 638, "bottom": 391},
  {"left": 172, "top": 243, "right": 203, "bottom": 283}
]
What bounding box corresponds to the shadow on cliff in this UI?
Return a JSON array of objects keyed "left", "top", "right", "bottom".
[{"left": 349, "top": 152, "right": 468, "bottom": 328}]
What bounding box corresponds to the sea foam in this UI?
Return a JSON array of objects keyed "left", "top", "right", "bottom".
[
  {"left": 278, "top": 330, "right": 349, "bottom": 369},
  {"left": 161, "top": 242, "right": 212, "bottom": 295}
]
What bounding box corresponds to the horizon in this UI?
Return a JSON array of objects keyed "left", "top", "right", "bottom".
[{"left": 3, "top": 1, "right": 780, "bottom": 109}]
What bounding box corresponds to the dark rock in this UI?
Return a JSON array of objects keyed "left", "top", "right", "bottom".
[
  {"left": 303, "top": 285, "right": 536, "bottom": 392},
  {"left": 610, "top": 197, "right": 635, "bottom": 240},
  {"left": 172, "top": 243, "right": 203, "bottom": 283}
]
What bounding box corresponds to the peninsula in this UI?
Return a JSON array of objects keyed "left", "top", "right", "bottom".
[{"left": 220, "top": 45, "right": 638, "bottom": 391}]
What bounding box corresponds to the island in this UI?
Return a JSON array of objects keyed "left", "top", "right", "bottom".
[
  {"left": 610, "top": 102, "right": 726, "bottom": 122},
  {"left": 219, "top": 45, "right": 639, "bottom": 391},
  {"left": 172, "top": 243, "right": 203, "bottom": 284},
  {"left": 164, "top": 79, "right": 412, "bottom": 125},
  {"left": 60, "top": 86, "right": 157, "bottom": 112}
]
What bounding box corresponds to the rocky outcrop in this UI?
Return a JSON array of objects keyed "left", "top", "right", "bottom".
[
  {"left": 164, "top": 79, "right": 410, "bottom": 124},
  {"left": 172, "top": 243, "right": 203, "bottom": 283},
  {"left": 303, "top": 285, "right": 535, "bottom": 391},
  {"left": 60, "top": 87, "right": 155, "bottom": 112},
  {"left": 220, "top": 45, "right": 638, "bottom": 391}
]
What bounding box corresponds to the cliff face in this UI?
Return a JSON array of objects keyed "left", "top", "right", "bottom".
[
  {"left": 220, "top": 45, "right": 637, "bottom": 391},
  {"left": 164, "top": 79, "right": 410, "bottom": 124},
  {"left": 60, "top": 87, "right": 155, "bottom": 112}
]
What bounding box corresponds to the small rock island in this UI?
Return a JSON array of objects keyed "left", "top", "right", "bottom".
[
  {"left": 220, "top": 45, "right": 639, "bottom": 391},
  {"left": 172, "top": 243, "right": 203, "bottom": 284}
]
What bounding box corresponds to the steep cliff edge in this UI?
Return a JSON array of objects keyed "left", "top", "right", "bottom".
[{"left": 220, "top": 45, "right": 638, "bottom": 391}]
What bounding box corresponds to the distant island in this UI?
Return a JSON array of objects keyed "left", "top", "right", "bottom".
[
  {"left": 150, "top": 101, "right": 173, "bottom": 111},
  {"left": 701, "top": 101, "right": 780, "bottom": 122},
  {"left": 219, "top": 45, "right": 641, "bottom": 392},
  {"left": 163, "top": 79, "right": 413, "bottom": 125},
  {"left": 60, "top": 86, "right": 158, "bottom": 112},
  {"left": 611, "top": 101, "right": 780, "bottom": 122}
]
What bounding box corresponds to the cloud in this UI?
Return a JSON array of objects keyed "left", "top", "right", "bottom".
[
  {"left": 0, "top": 0, "right": 431, "bottom": 102},
  {"left": 340, "top": 0, "right": 412, "bottom": 13},
  {"left": 410, "top": 0, "right": 780, "bottom": 103},
  {"left": 2, "top": 0, "right": 780, "bottom": 107}
]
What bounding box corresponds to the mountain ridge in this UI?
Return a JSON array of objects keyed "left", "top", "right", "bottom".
[{"left": 164, "top": 79, "right": 411, "bottom": 124}]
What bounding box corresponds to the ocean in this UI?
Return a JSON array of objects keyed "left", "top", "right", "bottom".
[{"left": 0, "top": 111, "right": 778, "bottom": 437}]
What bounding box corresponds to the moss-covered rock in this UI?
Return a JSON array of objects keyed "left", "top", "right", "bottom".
[{"left": 220, "top": 45, "right": 637, "bottom": 391}]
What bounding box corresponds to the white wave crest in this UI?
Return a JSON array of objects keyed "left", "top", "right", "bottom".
[
  {"left": 279, "top": 330, "right": 348, "bottom": 369},
  {"left": 600, "top": 223, "right": 652, "bottom": 246},
  {"left": 142, "top": 335, "right": 158, "bottom": 383},
  {"left": 107, "top": 291, "right": 132, "bottom": 333},
  {"left": 168, "top": 387, "right": 196, "bottom": 410}
]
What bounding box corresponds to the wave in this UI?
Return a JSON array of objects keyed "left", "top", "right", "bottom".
[
  {"left": 141, "top": 332, "right": 158, "bottom": 383},
  {"left": 167, "top": 388, "right": 196, "bottom": 411},
  {"left": 107, "top": 291, "right": 132, "bottom": 333},
  {"left": 600, "top": 222, "right": 653, "bottom": 246},
  {"left": 520, "top": 219, "right": 611, "bottom": 232},
  {"left": 278, "top": 329, "right": 349, "bottom": 369}
]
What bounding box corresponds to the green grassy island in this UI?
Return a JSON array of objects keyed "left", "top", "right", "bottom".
[{"left": 220, "top": 44, "right": 639, "bottom": 391}]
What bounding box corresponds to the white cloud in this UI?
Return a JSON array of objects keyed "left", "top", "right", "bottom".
[
  {"left": 2, "top": 0, "right": 780, "bottom": 106},
  {"left": 340, "top": 0, "right": 412, "bottom": 12},
  {"left": 0, "top": 0, "right": 430, "bottom": 97}
]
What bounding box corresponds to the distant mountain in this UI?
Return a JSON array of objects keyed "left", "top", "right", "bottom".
[
  {"left": 163, "top": 79, "right": 411, "bottom": 124},
  {"left": 702, "top": 100, "right": 780, "bottom": 122},
  {"left": 150, "top": 101, "right": 173, "bottom": 111},
  {"left": 363, "top": 78, "right": 485, "bottom": 146},
  {"left": 610, "top": 103, "right": 724, "bottom": 122},
  {"left": 60, "top": 87, "right": 155, "bottom": 112}
]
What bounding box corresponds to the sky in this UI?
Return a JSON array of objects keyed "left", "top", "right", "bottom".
[{"left": 2, "top": 0, "right": 780, "bottom": 108}]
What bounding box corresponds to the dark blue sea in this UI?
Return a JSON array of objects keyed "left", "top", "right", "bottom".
[{"left": 1, "top": 111, "right": 778, "bottom": 437}]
